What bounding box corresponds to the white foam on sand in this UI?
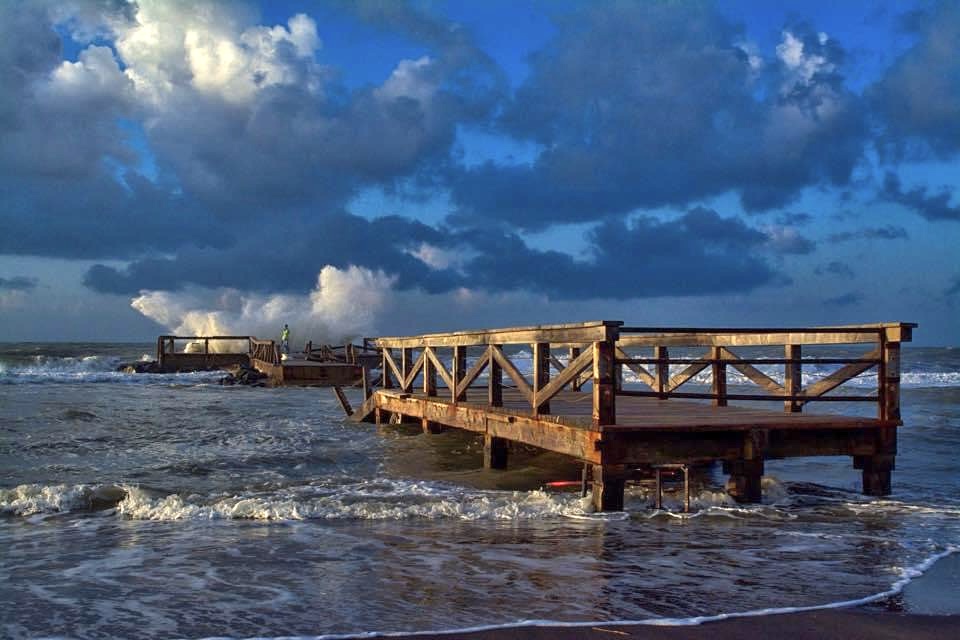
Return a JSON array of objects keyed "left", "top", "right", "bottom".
[{"left": 199, "top": 548, "right": 960, "bottom": 640}]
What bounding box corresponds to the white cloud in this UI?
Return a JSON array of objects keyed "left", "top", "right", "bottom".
[{"left": 131, "top": 265, "right": 396, "bottom": 344}]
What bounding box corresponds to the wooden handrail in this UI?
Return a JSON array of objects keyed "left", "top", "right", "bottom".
[{"left": 369, "top": 321, "right": 913, "bottom": 427}]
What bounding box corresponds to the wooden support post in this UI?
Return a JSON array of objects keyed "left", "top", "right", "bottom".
[
  {"left": 401, "top": 348, "right": 413, "bottom": 393},
  {"left": 533, "top": 342, "right": 550, "bottom": 415},
  {"left": 857, "top": 338, "right": 899, "bottom": 496},
  {"left": 725, "top": 459, "right": 764, "bottom": 503},
  {"left": 655, "top": 468, "right": 663, "bottom": 510},
  {"left": 880, "top": 340, "right": 901, "bottom": 422},
  {"left": 453, "top": 346, "right": 467, "bottom": 402},
  {"left": 592, "top": 339, "right": 616, "bottom": 426},
  {"left": 381, "top": 348, "right": 393, "bottom": 389},
  {"left": 857, "top": 454, "right": 895, "bottom": 496},
  {"left": 423, "top": 350, "right": 437, "bottom": 397},
  {"left": 784, "top": 344, "right": 802, "bottom": 413},
  {"left": 591, "top": 464, "right": 627, "bottom": 512},
  {"left": 361, "top": 366, "right": 371, "bottom": 401},
  {"left": 489, "top": 346, "right": 503, "bottom": 407},
  {"left": 726, "top": 429, "right": 766, "bottom": 503},
  {"left": 711, "top": 346, "right": 727, "bottom": 407},
  {"left": 332, "top": 386, "right": 353, "bottom": 416},
  {"left": 570, "top": 347, "right": 582, "bottom": 391},
  {"left": 483, "top": 433, "right": 508, "bottom": 470},
  {"left": 655, "top": 346, "right": 669, "bottom": 399}
]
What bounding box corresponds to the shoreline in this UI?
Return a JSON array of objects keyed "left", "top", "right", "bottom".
[
  {"left": 303, "top": 551, "right": 960, "bottom": 640},
  {"left": 326, "top": 610, "right": 960, "bottom": 640}
]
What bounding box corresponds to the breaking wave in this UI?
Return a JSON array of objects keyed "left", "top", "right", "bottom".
[{"left": 0, "top": 354, "right": 220, "bottom": 385}]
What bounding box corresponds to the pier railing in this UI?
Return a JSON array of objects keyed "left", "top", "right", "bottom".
[
  {"left": 249, "top": 338, "right": 281, "bottom": 365},
  {"left": 373, "top": 321, "right": 914, "bottom": 426},
  {"left": 616, "top": 324, "right": 914, "bottom": 422}
]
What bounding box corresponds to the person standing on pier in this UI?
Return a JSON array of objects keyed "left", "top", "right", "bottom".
[{"left": 280, "top": 324, "right": 290, "bottom": 356}]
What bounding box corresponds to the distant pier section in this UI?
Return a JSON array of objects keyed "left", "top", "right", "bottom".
[
  {"left": 355, "top": 321, "right": 916, "bottom": 512},
  {"left": 155, "top": 335, "right": 378, "bottom": 386}
]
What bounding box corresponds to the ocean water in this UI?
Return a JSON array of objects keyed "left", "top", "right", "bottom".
[{"left": 1, "top": 342, "right": 958, "bottom": 639}]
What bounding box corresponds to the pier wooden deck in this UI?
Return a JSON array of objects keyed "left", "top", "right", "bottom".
[
  {"left": 358, "top": 321, "right": 915, "bottom": 511},
  {"left": 156, "top": 335, "right": 371, "bottom": 385}
]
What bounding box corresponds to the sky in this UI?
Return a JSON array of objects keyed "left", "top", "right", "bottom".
[{"left": 0, "top": 0, "right": 958, "bottom": 345}]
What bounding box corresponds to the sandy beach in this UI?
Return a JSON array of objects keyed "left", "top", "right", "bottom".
[
  {"left": 374, "top": 610, "right": 960, "bottom": 640},
  {"left": 352, "top": 552, "right": 960, "bottom": 640}
]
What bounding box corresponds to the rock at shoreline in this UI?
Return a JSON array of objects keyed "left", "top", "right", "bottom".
[
  {"left": 116, "top": 361, "right": 164, "bottom": 374},
  {"left": 218, "top": 364, "right": 268, "bottom": 386}
]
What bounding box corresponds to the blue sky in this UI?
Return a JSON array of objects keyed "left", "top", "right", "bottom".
[{"left": 0, "top": 0, "right": 957, "bottom": 344}]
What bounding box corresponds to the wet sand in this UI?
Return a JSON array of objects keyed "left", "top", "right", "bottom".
[
  {"left": 355, "top": 553, "right": 960, "bottom": 640},
  {"left": 375, "top": 610, "right": 958, "bottom": 640}
]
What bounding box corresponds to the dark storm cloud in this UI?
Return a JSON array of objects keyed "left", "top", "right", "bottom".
[
  {"left": 446, "top": 5, "right": 867, "bottom": 229},
  {"left": 0, "top": 276, "right": 38, "bottom": 291},
  {"left": 3, "top": 1, "right": 959, "bottom": 307},
  {"left": 880, "top": 172, "right": 960, "bottom": 222},
  {"left": 827, "top": 225, "right": 909, "bottom": 243},
  {"left": 83, "top": 213, "right": 460, "bottom": 295},
  {"left": 824, "top": 292, "right": 862, "bottom": 307},
  {"left": 870, "top": 2, "right": 960, "bottom": 157},
  {"left": 85, "top": 206, "right": 782, "bottom": 300},
  {"left": 463, "top": 208, "right": 779, "bottom": 299}
]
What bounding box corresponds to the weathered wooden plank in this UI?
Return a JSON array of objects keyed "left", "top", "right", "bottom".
[
  {"left": 489, "top": 346, "right": 503, "bottom": 407},
  {"left": 800, "top": 348, "right": 880, "bottom": 402},
  {"left": 382, "top": 349, "right": 404, "bottom": 388},
  {"left": 711, "top": 346, "right": 727, "bottom": 407},
  {"left": 533, "top": 342, "right": 551, "bottom": 415},
  {"left": 615, "top": 347, "right": 656, "bottom": 389},
  {"left": 424, "top": 347, "right": 454, "bottom": 391},
  {"left": 403, "top": 351, "right": 425, "bottom": 391},
  {"left": 619, "top": 331, "right": 884, "bottom": 347},
  {"left": 721, "top": 347, "right": 785, "bottom": 396},
  {"left": 490, "top": 346, "right": 533, "bottom": 404},
  {"left": 534, "top": 348, "right": 594, "bottom": 409},
  {"left": 655, "top": 346, "right": 669, "bottom": 399},
  {"left": 375, "top": 320, "right": 623, "bottom": 349},
  {"left": 667, "top": 361, "right": 708, "bottom": 392},
  {"left": 456, "top": 349, "right": 490, "bottom": 399},
  {"left": 784, "top": 344, "right": 802, "bottom": 413},
  {"left": 593, "top": 340, "right": 616, "bottom": 426}
]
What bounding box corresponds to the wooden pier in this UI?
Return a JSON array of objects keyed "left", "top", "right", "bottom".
[
  {"left": 156, "top": 335, "right": 375, "bottom": 386},
  {"left": 356, "top": 321, "right": 915, "bottom": 511}
]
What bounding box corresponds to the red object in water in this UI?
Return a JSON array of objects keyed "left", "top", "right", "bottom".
[{"left": 544, "top": 480, "right": 583, "bottom": 489}]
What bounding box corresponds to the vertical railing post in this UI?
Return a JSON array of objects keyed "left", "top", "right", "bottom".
[
  {"left": 423, "top": 348, "right": 437, "bottom": 397},
  {"left": 401, "top": 348, "right": 413, "bottom": 393},
  {"left": 533, "top": 342, "right": 550, "bottom": 415},
  {"left": 453, "top": 346, "right": 467, "bottom": 402},
  {"left": 880, "top": 333, "right": 901, "bottom": 422},
  {"left": 381, "top": 348, "right": 394, "bottom": 389},
  {"left": 655, "top": 346, "right": 669, "bottom": 399},
  {"left": 592, "top": 326, "right": 617, "bottom": 427},
  {"left": 784, "top": 344, "right": 802, "bottom": 412},
  {"left": 489, "top": 346, "right": 503, "bottom": 407},
  {"left": 711, "top": 346, "right": 727, "bottom": 407},
  {"left": 569, "top": 346, "right": 582, "bottom": 391}
]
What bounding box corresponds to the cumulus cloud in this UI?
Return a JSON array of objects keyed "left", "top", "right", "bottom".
[
  {"left": 131, "top": 265, "right": 395, "bottom": 344},
  {"left": 870, "top": 2, "right": 960, "bottom": 157},
  {"left": 447, "top": 6, "right": 866, "bottom": 228}
]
